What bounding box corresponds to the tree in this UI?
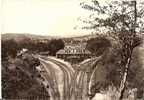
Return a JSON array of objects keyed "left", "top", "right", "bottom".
[
  {"left": 35, "top": 42, "right": 49, "bottom": 52},
  {"left": 18, "top": 38, "right": 36, "bottom": 51},
  {"left": 2, "top": 53, "right": 49, "bottom": 99},
  {"left": 48, "top": 39, "right": 65, "bottom": 56},
  {"left": 86, "top": 37, "right": 111, "bottom": 56},
  {"left": 2, "top": 39, "right": 20, "bottom": 59},
  {"left": 80, "top": 0, "right": 144, "bottom": 99},
  {"left": 18, "top": 38, "right": 50, "bottom": 52}
]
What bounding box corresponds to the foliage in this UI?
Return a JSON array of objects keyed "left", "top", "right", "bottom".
[
  {"left": 86, "top": 36, "right": 111, "bottom": 56},
  {"left": 89, "top": 45, "right": 144, "bottom": 99},
  {"left": 2, "top": 53, "right": 49, "bottom": 99},
  {"left": 1, "top": 39, "right": 20, "bottom": 59},
  {"left": 18, "top": 38, "right": 49, "bottom": 52},
  {"left": 47, "top": 39, "right": 65, "bottom": 56},
  {"left": 80, "top": 0, "right": 144, "bottom": 33},
  {"left": 80, "top": 0, "right": 144, "bottom": 99},
  {"left": 80, "top": 0, "right": 143, "bottom": 51},
  {"left": 36, "top": 42, "right": 49, "bottom": 52}
]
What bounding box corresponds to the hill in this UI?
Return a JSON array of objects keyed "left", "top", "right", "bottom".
[{"left": 1, "top": 33, "right": 61, "bottom": 41}]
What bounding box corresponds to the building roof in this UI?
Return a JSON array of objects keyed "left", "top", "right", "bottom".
[{"left": 56, "top": 45, "right": 91, "bottom": 55}]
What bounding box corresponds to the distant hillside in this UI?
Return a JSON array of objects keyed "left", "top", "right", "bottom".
[
  {"left": 65, "top": 34, "right": 96, "bottom": 40},
  {"left": 1, "top": 33, "right": 61, "bottom": 41},
  {"left": 1, "top": 33, "right": 97, "bottom": 44}
]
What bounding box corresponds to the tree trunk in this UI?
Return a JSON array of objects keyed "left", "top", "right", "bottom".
[{"left": 118, "top": 57, "right": 132, "bottom": 100}]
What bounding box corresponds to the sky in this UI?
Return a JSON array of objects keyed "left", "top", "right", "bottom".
[
  {"left": 2, "top": 0, "right": 140, "bottom": 37},
  {"left": 1, "top": 0, "right": 99, "bottom": 37}
]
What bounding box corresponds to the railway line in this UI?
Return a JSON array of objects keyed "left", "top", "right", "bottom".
[{"left": 35, "top": 55, "right": 100, "bottom": 100}]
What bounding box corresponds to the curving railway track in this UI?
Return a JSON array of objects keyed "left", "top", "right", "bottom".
[
  {"left": 35, "top": 55, "right": 101, "bottom": 100},
  {"left": 37, "top": 55, "right": 74, "bottom": 100}
]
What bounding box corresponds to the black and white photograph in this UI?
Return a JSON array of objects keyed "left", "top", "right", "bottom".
[{"left": 1, "top": 0, "right": 144, "bottom": 100}]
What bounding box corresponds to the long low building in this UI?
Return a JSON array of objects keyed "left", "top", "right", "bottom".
[{"left": 56, "top": 45, "right": 92, "bottom": 64}]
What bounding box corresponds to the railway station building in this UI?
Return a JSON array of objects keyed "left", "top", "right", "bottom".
[{"left": 56, "top": 45, "right": 92, "bottom": 64}]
